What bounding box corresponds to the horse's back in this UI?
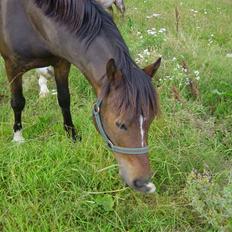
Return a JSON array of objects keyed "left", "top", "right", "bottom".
[{"left": 0, "top": 0, "right": 51, "bottom": 60}]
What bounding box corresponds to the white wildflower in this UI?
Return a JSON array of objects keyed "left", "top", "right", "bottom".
[
  {"left": 146, "top": 13, "right": 161, "bottom": 19},
  {"left": 194, "top": 70, "right": 200, "bottom": 76},
  {"left": 191, "top": 9, "right": 198, "bottom": 13},
  {"left": 182, "top": 68, "right": 188, "bottom": 73},
  {"left": 159, "top": 28, "right": 166, "bottom": 33},
  {"left": 147, "top": 29, "right": 157, "bottom": 36},
  {"left": 143, "top": 49, "right": 150, "bottom": 56},
  {"left": 152, "top": 13, "right": 161, "bottom": 17}
]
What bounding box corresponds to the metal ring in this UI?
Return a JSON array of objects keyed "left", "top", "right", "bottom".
[
  {"left": 93, "top": 104, "right": 100, "bottom": 113},
  {"left": 107, "top": 141, "right": 113, "bottom": 149}
]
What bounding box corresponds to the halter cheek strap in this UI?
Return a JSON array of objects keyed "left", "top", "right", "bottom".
[{"left": 93, "top": 99, "right": 149, "bottom": 155}]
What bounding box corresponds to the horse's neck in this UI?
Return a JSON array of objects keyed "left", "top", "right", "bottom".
[
  {"left": 27, "top": 3, "right": 115, "bottom": 96},
  {"left": 75, "top": 36, "right": 115, "bottom": 95},
  {"left": 54, "top": 33, "right": 114, "bottom": 95}
]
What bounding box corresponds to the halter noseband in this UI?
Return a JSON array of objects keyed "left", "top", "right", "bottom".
[{"left": 93, "top": 99, "right": 149, "bottom": 155}]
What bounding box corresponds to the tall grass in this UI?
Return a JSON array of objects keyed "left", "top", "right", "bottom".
[{"left": 0, "top": 0, "right": 232, "bottom": 231}]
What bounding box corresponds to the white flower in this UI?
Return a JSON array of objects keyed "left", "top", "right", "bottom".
[
  {"left": 191, "top": 9, "right": 198, "bottom": 13},
  {"left": 146, "top": 13, "right": 161, "bottom": 19},
  {"left": 159, "top": 28, "right": 167, "bottom": 33},
  {"left": 194, "top": 70, "right": 200, "bottom": 76},
  {"left": 153, "top": 13, "right": 161, "bottom": 17},
  {"left": 226, "top": 53, "right": 232, "bottom": 58},
  {"left": 185, "top": 78, "right": 191, "bottom": 85},
  {"left": 143, "top": 49, "right": 150, "bottom": 56},
  {"left": 147, "top": 29, "right": 157, "bottom": 36},
  {"left": 182, "top": 68, "right": 188, "bottom": 73}
]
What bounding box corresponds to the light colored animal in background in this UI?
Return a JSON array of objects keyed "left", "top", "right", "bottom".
[
  {"left": 35, "top": 0, "right": 125, "bottom": 98},
  {"left": 97, "top": 0, "right": 125, "bottom": 16},
  {"left": 36, "top": 67, "right": 54, "bottom": 97},
  {"left": 115, "top": 0, "right": 125, "bottom": 15}
]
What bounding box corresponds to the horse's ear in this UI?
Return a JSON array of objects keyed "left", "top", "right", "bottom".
[
  {"left": 143, "top": 57, "right": 161, "bottom": 78},
  {"left": 106, "top": 59, "right": 122, "bottom": 82}
]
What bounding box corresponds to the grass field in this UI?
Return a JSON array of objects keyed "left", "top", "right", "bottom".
[{"left": 0, "top": 0, "right": 232, "bottom": 231}]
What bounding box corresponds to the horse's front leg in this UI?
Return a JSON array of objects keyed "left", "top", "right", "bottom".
[
  {"left": 53, "top": 59, "right": 80, "bottom": 141},
  {"left": 5, "top": 60, "right": 26, "bottom": 143}
]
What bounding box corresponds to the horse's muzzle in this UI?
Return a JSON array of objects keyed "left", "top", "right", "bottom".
[{"left": 132, "top": 179, "right": 156, "bottom": 193}]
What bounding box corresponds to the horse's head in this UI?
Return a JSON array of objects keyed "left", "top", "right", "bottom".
[{"left": 94, "top": 57, "right": 161, "bottom": 193}]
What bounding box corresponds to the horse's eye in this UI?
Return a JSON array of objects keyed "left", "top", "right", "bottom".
[{"left": 115, "top": 121, "right": 127, "bottom": 131}]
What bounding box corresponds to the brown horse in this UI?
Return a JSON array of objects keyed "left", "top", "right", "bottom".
[
  {"left": 36, "top": 0, "right": 125, "bottom": 98},
  {"left": 0, "top": 0, "right": 161, "bottom": 193}
]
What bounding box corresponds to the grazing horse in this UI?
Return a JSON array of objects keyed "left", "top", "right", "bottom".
[
  {"left": 0, "top": 0, "right": 161, "bottom": 193},
  {"left": 36, "top": 0, "right": 125, "bottom": 98}
]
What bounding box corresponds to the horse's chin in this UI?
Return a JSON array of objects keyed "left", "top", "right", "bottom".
[{"left": 118, "top": 166, "right": 156, "bottom": 193}]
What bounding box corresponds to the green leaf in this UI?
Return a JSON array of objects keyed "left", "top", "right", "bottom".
[{"left": 95, "top": 195, "right": 114, "bottom": 212}]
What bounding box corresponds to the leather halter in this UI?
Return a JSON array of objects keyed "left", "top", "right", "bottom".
[{"left": 93, "top": 99, "right": 149, "bottom": 155}]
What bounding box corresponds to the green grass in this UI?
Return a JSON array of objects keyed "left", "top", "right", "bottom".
[{"left": 0, "top": 0, "right": 232, "bottom": 231}]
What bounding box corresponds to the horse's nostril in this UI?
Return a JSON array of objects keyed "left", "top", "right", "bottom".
[
  {"left": 133, "top": 179, "right": 148, "bottom": 188},
  {"left": 133, "top": 179, "right": 156, "bottom": 193}
]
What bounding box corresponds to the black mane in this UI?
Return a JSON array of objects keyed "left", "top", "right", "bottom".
[{"left": 34, "top": 0, "right": 159, "bottom": 117}]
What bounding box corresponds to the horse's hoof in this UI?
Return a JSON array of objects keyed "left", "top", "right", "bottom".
[
  {"left": 64, "top": 125, "right": 82, "bottom": 143},
  {"left": 12, "top": 130, "right": 25, "bottom": 143},
  {"left": 77, "top": 134, "right": 82, "bottom": 142},
  {"left": 72, "top": 133, "right": 82, "bottom": 143}
]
